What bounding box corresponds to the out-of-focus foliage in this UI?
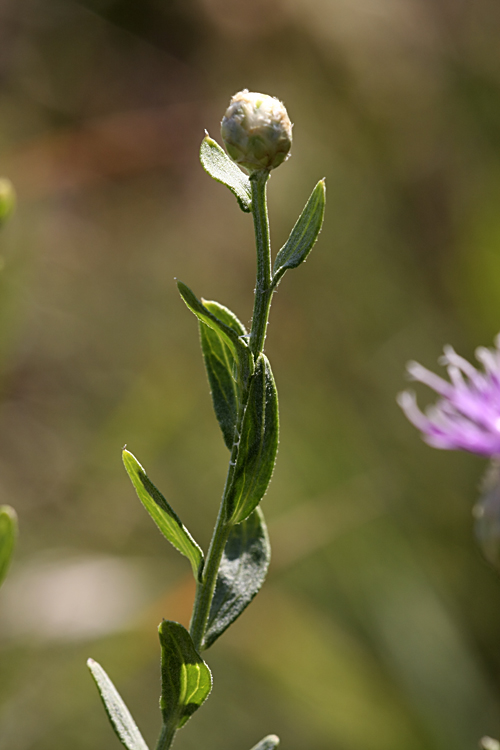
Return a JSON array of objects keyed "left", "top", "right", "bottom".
[{"left": 1, "top": 1, "right": 500, "bottom": 749}]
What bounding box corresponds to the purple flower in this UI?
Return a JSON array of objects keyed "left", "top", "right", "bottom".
[{"left": 398, "top": 335, "right": 500, "bottom": 456}]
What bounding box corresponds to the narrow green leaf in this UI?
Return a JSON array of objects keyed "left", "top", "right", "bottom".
[
  {"left": 250, "top": 735, "right": 280, "bottom": 750},
  {"left": 272, "top": 179, "right": 326, "bottom": 286},
  {"left": 481, "top": 739, "right": 500, "bottom": 750},
  {"left": 159, "top": 620, "right": 212, "bottom": 730},
  {"left": 199, "top": 300, "right": 247, "bottom": 449},
  {"left": 204, "top": 507, "right": 271, "bottom": 649},
  {"left": 200, "top": 134, "right": 252, "bottom": 212},
  {"left": 178, "top": 280, "right": 253, "bottom": 386},
  {"left": 123, "top": 450, "right": 203, "bottom": 579},
  {"left": 225, "top": 354, "right": 279, "bottom": 524},
  {"left": 0, "top": 178, "right": 15, "bottom": 227},
  {"left": 87, "top": 658, "right": 150, "bottom": 750},
  {"left": 0, "top": 505, "right": 17, "bottom": 588}
]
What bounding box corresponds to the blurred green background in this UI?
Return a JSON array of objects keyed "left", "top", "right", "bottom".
[{"left": 1, "top": 0, "right": 500, "bottom": 748}]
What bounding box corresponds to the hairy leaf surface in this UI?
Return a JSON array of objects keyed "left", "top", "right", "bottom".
[
  {"left": 225, "top": 354, "right": 279, "bottom": 524},
  {"left": 204, "top": 507, "right": 270, "bottom": 649},
  {"left": 87, "top": 659, "right": 149, "bottom": 750},
  {"left": 250, "top": 735, "right": 280, "bottom": 750},
  {"left": 200, "top": 134, "right": 252, "bottom": 212},
  {"left": 199, "top": 300, "right": 247, "bottom": 449}
]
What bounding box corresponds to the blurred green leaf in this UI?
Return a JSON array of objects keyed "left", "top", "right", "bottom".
[
  {"left": 199, "top": 299, "right": 247, "bottom": 449},
  {"left": 200, "top": 134, "right": 252, "bottom": 212},
  {"left": 272, "top": 179, "right": 326, "bottom": 287},
  {"left": 204, "top": 507, "right": 271, "bottom": 649},
  {"left": 0, "top": 178, "right": 15, "bottom": 227},
  {"left": 481, "top": 738, "right": 500, "bottom": 750},
  {"left": 225, "top": 354, "right": 279, "bottom": 524},
  {"left": 159, "top": 620, "right": 212, "bottom": 730},
  {"left": 249, "top": 735, "right": 280, "bottom": 750},
  {"left": 0, "top": 505, "right": 17, "bottom": 588},
  {"left": 123, "top": 450, "right": 204, "bottom": 579},
  {"left": 87, "top": 658, "right": 150, "bottom": 750}
]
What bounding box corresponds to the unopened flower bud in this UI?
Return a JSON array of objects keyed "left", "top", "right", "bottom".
[
  {"left": 0, "top": 178, "right": 16, "bottom": 226},
  {"left": 221, "top": 90, "right": 292, "bottom": 174}
]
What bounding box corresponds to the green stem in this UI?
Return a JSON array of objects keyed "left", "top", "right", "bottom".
[
  {"left": 155, "top": 720, "right": 177, "bottom": 750},
  {"left": 189, "top": 168, "right": 274, "bottom": 654},
  {"left": 249, "top": 170, "right": 273, "bottom": 358}
]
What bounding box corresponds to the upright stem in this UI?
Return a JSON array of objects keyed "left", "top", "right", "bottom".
[
  {"left": 249, "top": 170, "right": 273, "bottom": 358},
  {"left": 189, "top": 169, "right": 274, "bottom": 681}
]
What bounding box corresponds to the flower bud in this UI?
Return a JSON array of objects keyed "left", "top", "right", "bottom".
[{"left": 221, "top": 90, "right": 292, "bottom": 174}]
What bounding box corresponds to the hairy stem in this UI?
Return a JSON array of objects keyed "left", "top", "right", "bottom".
[
  {"left": 189, "top": 169, "right": 274, "bottom": 655},
  {"left": 248, "top": 170, "right": 273, "bottom": 358}
]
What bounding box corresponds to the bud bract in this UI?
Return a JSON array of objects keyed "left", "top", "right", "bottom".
[{"left": 221, "top": 90, "right": 292, "bottom": 174}]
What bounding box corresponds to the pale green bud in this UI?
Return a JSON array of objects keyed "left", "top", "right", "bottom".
[
  {"left": 221, "top": 90, "right": 292, "bottom": 174},
  {"left": 0, "top": 178, "right": 16, "bottom": 226}
]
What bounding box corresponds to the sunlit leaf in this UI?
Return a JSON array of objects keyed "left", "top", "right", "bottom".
[
  {"left": 225, "top": 354, "right": 279, "bottom": 524},
  {"left": 159, "top": 620, "right": 212, "bottom": 730},
  {"left": 178, "top": 280, "right": 253, "bottom": 386},
  {"left": 0, "top": 505, "right": 17, "bottom": 588},
  {"left": 87, "top": 658, "right": 150, "bottom": 750},
  {"left": 204, "top": 507, "right": 270, "bottom": 649},
  {"left": 200, "top": 134, "right": 252, "bottom": 212},
  {"left": 272, "top": 180, "right": 325, "bottom": 286},
  {"left": 199, "top": 300, "right": 247, "bottom": 449},
  {"left": 249, "top": 735, "right": 280, "bottom": 750},
  {"left": 123, "top": 450, "right": 203, "bottom": 579}
]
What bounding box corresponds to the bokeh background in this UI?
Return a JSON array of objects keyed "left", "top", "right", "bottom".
[{"left": 1, "top": 0, "right": 500, "bottom": 748}]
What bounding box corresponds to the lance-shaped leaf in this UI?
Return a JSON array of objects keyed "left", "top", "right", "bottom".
[
  {"left": 272, "top": 179, "right": 326, "bottom": 287},
  {"left": 225, "top": 354, "right": 279, "bottom": 525},
  {"left": 204, "top": 507, "right": 270, "bottom": 649},
  {"left": 178, "top": 281, "right": 253, "bottom": 386},
  {"left": 250, "top": 735, "right": 280, "bottom": 750},
  {"left": 199, "top": 300, "right": 247, "bottom": 449},
  {"left": 123, "top": 450, "right": 203, "bottom": 579},
  {"left": 0, "top": 505, "right": 17, "bottom": 588},
  {"left": 87, "top": 658, "right": 150, "bottom": 750},
  {"left": 200, "top": 134, "right": 252, "bottom": 213},
  {"left": 159, "top": 620, "right": 212, "bottom": 731}
]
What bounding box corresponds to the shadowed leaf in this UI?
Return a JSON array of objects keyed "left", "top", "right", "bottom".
[
  {"left": 199, "top": 300, "right": 247, "bottom": 449},
  {"left": 225, "top": 354, "right": 279, "bottom": 524},
  {"left": 204, "top": 507, "right": 271, "bottom": 649}
]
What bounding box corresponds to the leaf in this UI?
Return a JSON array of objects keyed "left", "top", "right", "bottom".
[
  {"left": 204, "top": 507, "right": 271, "bottom": 649},
  {"left": 272, "top": 179, "right": 326, "bottom": 286},
  {"left": 200, "top": 134, "right": 252, "bottom": 213},
  {"left": 177, "top": 280, "right": 253, "bottom": 387},
  {"left": 481, "top": 739, "right": 500, "bottom": 750},
  {"left": 225, "top": 354, "right": 279, "bottom": 524},
  {"left": 0, "top": 505, "right": 17, "bottom": 588},
  {"left": 199, "top": 300, "right": 247, "bottom": 449},
  {"left": 87, "top": 658, "right": 150, "bottom": 750},
  {"left": 249, "top": 735, "right": 280, "bottom": 750},
  {"left": 159, "top": 620, "right": 212, "bottom": 730},
  {"left": 123, "top": 450, "right": 203, "bottom": 579}
]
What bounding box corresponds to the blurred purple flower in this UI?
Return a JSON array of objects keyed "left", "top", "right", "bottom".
[{"left": 398, "top": 335, "right": 500, "bottom": 456}]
